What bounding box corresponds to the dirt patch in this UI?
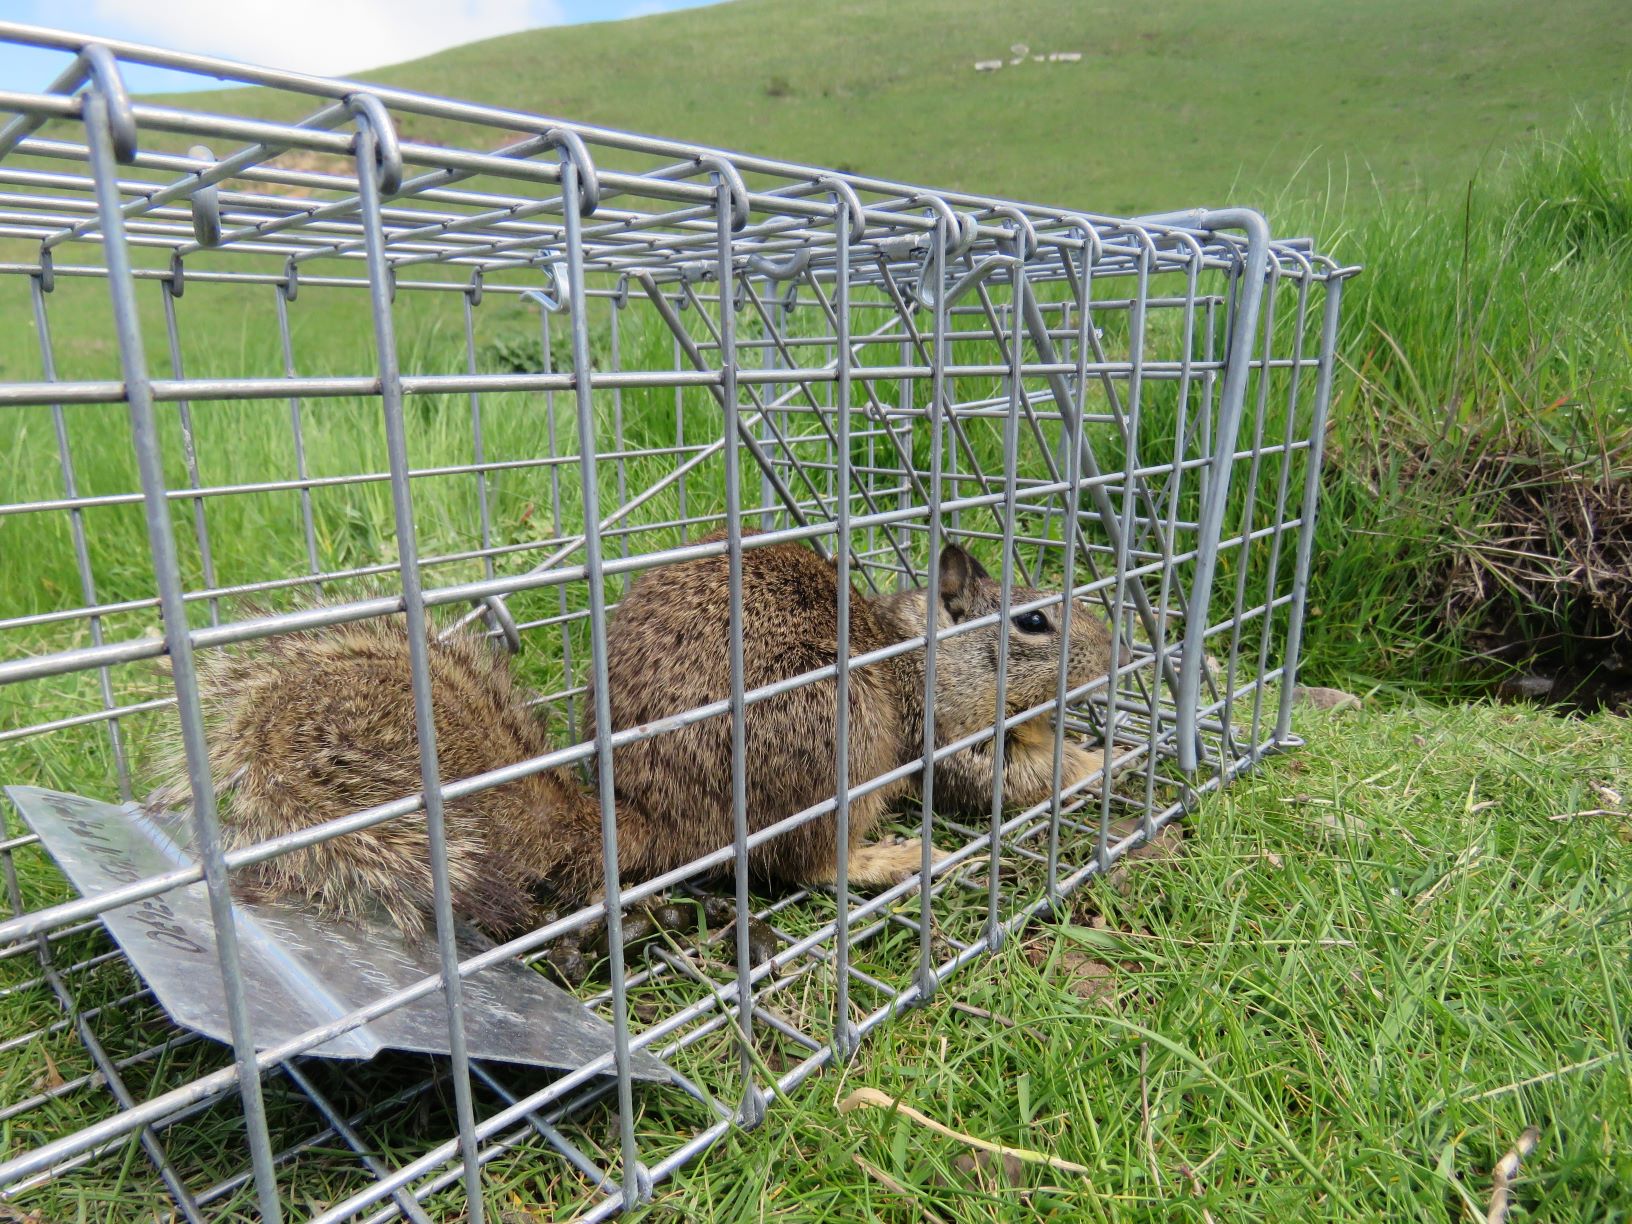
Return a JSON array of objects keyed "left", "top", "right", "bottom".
[
  {"left": 1026, "top": 908, "right": 1155, "bottom": 1006},
  {"left": 1025, "top": 933, "right": 1121, "bottom": 1004},
  {"left": 1057, "top": 947, "right": 1120, "bottom": 1002}
]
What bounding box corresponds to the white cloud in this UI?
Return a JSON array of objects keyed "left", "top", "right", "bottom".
[{"left": 89, "top": 0, "right": 566, "bottom": 78}]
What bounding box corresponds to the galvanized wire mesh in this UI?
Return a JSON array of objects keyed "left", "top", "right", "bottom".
[{"left": 0, "top": 22, "right": 1355, "bottom": 1221}]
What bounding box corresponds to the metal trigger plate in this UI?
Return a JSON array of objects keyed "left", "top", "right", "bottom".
[{"left": 6, "top": 786, "right": 669, "bottom": 1081}]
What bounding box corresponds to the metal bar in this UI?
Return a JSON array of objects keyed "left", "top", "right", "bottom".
[
  {"left": 560, "top": 144, "right": 651, "bottom": 1209},
  {"left": 915, "top": 213, "right": 948, "bottom": 999},
  {"left": 462, "top": 286, "right": 496, "bottom": 585},
  {"left": 159, "top": 281, "right": 221, "bottom": 627},
  {"left": 272, "top": 286, "right": 325, "bottom": 598},
  {"left": 81, "top": 82, "right": 285, "bottom": 1224},
  {"left": 1275, "top": 277, "right": 1344, "bottom": 743},
  {"left": 713, "top": 172, "right": 768, "bottom": 1134},
  {"left": 1249, "top": 264, "right": 1312, "bottom": 752},
  {"left": 280, "top": 1062, "right": 436, "bottom": 1224},
  {"left": 1172, "top": 209, "right": 1272, "bottom": 772},
  {"left": 27, "top": 271, "right": 133, "bottom": 800},
  {"left": 983, "top": 256, "right": 1025, "bottom": 950},
  {"left": 536, "top": 299, "right": 579, "bottom": 728},
  {"left": 830, "top": 192, "right": 859, "bottom": 1061},
  {"left": 351, "top": 99, "right": 486, "bottom": 1222},
  {"left": 19, "top": 944, "right": 207, "bottom": 1220}
]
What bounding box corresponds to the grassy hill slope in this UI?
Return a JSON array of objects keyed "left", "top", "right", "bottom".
[{"left": 156, "top": 0, "right": 1632, "bottom": 215}]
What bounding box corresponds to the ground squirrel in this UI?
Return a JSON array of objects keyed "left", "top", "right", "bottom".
[
  {"left": 169, "top": 535, "right": 1112, "bottom": 939},
  {"left": 588, "top": 531, "right": 1113, "bottom": 891}
]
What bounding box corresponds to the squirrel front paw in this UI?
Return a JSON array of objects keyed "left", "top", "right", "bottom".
[
  {"left": 1059, "top": 739, "right": 1108, "bottom": 796},
  {"left": 996, "top": 722, "right": 1109, "bottom": 809}
]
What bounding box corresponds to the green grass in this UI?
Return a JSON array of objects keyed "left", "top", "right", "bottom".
[
  {"left": 5, "top": 699, "right": 1628, "bottom": 1221},
  {"left": 1293, "top": 103, "right": 1632, "bottom": 687},
  {"left": 629, "top": 700, "right": 1632, "bottom": 1222}
]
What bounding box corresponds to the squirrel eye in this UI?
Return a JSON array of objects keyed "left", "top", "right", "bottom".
[{"left": 1013, "top": 610, "right": 1050, "bottom": 634}]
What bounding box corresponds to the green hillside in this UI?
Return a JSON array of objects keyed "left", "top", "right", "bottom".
[{"left": 157, "top": 0, "right": 1632, "bottom": 216}]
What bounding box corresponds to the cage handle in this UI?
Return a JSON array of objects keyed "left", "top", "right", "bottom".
[{"left": 1146, "top": 207, "right": 1274, "bottom": 773}]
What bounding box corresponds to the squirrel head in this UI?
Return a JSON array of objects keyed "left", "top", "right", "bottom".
[{"left": 922, "top": 543, "right": 1114, "bottom": 734}]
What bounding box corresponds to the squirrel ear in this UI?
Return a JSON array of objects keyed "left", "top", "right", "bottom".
[{"left": 937, "top": 544, "right": 988, "bottom": 621}]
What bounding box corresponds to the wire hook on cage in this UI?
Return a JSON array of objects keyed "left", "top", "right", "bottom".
[
  {"left": 521, "top": 261, "right": 570, "bottom": 314},
  {"left": 34, "top": 246, "right": 54, "bottom": 294},
  {"left": 542, "top": 126, "right": 601, "bottom": 217},
  {"left": 164, "top": 146, "right": 220, "bottom": 298},
  {"left": 185, "top": 144, "right": 223, "bottom": 248},
  {"left": 79, "top": 45, "right": 137, "bottom": 164},
  {"left": 694, "top": 153, "right": 750, "bottom": 233},
  {"left": 912, "top": 237, "right": 1014, "bottom": 310},
  {"left": 908, "top": 194, "right": 982, "bottom": 310},
  {"left": 1112, "top": 218, "right": 1164, "bottom": 271},
  {"left": 344, "top": 92, "right": 403, "bottom": 196},
  {"left": 1053, "top": 212, "right": 1105, "bottom": 306},
  {"left": 989, "top": 204, "right": 1038, "bottom": 263},
  {"left": 281, "top": 255, "right": 299, "bottom": 302},
  {"left": 465, "top": 267, "right": 483, "bottom": 306},
  {"left": 745, "top": 247, "right": 810, "bottom": 281},
  {"left": 818, "top": 174, "right": 870, "bottom": 243},
  {"left": 745, "top": 174, "right": 870, "bottom": 283}
]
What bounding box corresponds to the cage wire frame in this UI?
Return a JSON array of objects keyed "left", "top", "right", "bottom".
[{"left": 0, "top": 22, "right": 1359, "bottom": 1221}]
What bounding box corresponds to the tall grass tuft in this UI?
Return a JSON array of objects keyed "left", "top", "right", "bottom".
[{"left": 1295, "top": 102, "right": 1632, "bottom": 693}]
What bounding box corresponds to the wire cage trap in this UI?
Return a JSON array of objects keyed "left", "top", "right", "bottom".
[{"left": 0, "top": 22, "right": 1358, "bottom": 1222}]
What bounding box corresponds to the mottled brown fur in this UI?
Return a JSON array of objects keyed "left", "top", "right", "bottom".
[
  {"left": 166, "top": 614, "right": 607, "bottom": 941},
  {"left": 587, "top": 532, "right": 1113, "bottom": 891},
  {"left": 171, "top": 536, "right": 1111, "bottom": 940}
]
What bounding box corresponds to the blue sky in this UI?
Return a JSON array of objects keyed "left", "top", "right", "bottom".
[{"left": 0, "top": 0, "right": 725, "bottom": 93}]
